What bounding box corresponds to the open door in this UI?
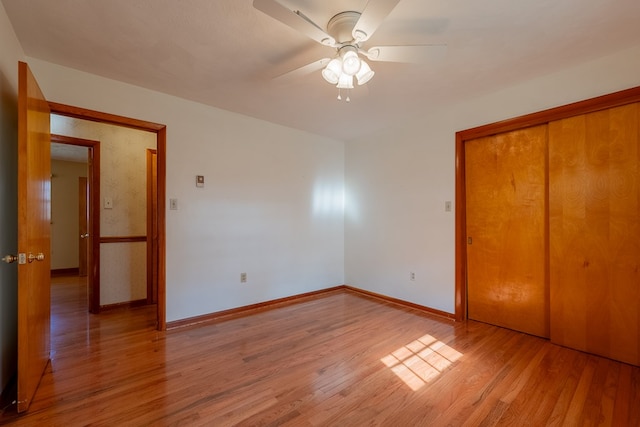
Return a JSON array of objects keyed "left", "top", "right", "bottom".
[
  {"left": 78, "top": 177, "right": 88, "bottom": 277},
  {"left": 146, "top": 149, "right": 158, "bottom": 304},
  {"left": 17, "top": 61, "right": 51, "bottom": 412}
]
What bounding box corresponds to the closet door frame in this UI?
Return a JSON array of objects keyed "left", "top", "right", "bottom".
[{"left": 454, "top": 86, "right": 640, "bottom": 322}]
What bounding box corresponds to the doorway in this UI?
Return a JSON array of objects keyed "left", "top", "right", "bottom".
[
  {"left": 49, "top": 103, "right": 166, "bottom": 330},
  {"left": 50, "top": 135, "right": 100, "bottom": 313}
]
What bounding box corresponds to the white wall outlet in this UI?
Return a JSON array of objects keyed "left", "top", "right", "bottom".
[
  {"left": 410, "top": 272, "right": 416, "bottom": 281},
  {"left": 240, "top": 272, "right": 247, "bottom": 283},
  {"left": 169, "top": 198, "right": 178, "bottom": 210}
]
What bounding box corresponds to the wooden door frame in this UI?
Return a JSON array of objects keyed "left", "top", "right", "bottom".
[
  {"left": 146, "top": 148, "right": 158, "bottom": 305},
  {"left": 51, "top": 134, "right": 100, "bottom": 313},
  {"left": 454, "top": 85, "right": 640, "bottom": 322},
  {"left": 49, "top": 102, "right": 167, "bottom": 331}
]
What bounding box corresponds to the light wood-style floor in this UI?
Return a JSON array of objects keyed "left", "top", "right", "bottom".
[{"left": 1, "top": 276, "right": 639, "bottom": 426}]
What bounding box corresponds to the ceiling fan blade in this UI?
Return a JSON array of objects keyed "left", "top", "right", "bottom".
[
  {"left": 274, "top": 58, "right": 331, "bottom": 81},
  {"left": 365, "top": 45, "right": 447, "bottom": 63},
  {"left": 352, "top": 0, "right": 402, "bottom": 42},
  {"left": 253, "top": 0, "right": 335, "bottom": 46}
]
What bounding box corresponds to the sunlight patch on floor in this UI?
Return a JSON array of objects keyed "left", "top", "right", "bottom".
[{"left": 381, "top": 333, "right": 463, "bottom": 391}]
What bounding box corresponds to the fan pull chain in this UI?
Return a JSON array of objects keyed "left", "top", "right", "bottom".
[{"left": 337, "top": 88, "right": 342, "bottom": 101}]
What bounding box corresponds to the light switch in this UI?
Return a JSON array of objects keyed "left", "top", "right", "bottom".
[
  {"left": 169, "top": 198, "right": 178, "bottom": 210},
  {"left": 104, "top": 197, "right": 113, "bottom": 209},
  {"left": 196, "top": 175, "right": 204, "bottom": 188}
]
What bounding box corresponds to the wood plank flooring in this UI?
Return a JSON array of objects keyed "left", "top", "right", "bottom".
[{"left": 1, "top": 276, "right": 639, "bottom": 426}]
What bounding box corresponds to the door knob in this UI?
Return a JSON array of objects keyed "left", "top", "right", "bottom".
[
  {"left": 2, "top": 254, "right": 17, "bottom": 264},
  {"left": 80, "top": 233, "right": 89, "bottom": 239},
  {"left": 27, "top": 253, "right": 45, "bottom": 263}
]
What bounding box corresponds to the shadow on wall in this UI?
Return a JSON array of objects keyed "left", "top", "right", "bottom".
[{"left": 0, "top": 70, "right": 19, "bottom": 395}]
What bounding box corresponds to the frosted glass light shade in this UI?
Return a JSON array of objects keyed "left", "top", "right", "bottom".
[
  {"left": 356, "top": 60, "right": 375, "bottom": 85},
  {"left": 341, "top": 50, "right": 361, "bottom": 76},
  {"left": 322, "top": 58, "right": 342, "bottom": 84},
  {"left": 336, "top": 73, "right": 354, "bottom": 89}
]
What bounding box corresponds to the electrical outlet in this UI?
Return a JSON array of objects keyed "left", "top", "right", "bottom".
[
  {"left": 240, "top": 272, "right": 247, "bottom": 283},
  {"left": 410, "top": 272, "right": 416, "bottom": 281}
]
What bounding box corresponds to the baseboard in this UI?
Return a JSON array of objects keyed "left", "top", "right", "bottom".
[
  {"left": 51, "top": 268, "right": 79, "bottom": 277},
  {"left": 167, "top": 286, "right": 347, "bottom": 330},
  {"left": 100, "top": 299, "right": 149, "bottom": 311},
  {"left": 167, "top": 285, "right": 455, "bottom": 330},
  {"left": 343, "top": 285, "right": 456, "bottom": 320}
]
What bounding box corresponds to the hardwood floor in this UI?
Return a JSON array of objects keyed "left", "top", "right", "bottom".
[{"left": 1, "top": 276, "right": 639, "bottom": 426}]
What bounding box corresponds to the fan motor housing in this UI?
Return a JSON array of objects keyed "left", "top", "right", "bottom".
[{"left": 327, "top": 11, "right": 361, "bottom": 44}]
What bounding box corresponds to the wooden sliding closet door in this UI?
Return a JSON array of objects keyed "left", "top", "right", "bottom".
[
  {"left": 549, "top": 103, "right": 640, "bottom": 366},
  {"left": 466, "top": 125, "right": 549, "bottom": 338}
]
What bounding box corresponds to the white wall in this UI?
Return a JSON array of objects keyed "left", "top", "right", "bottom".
[
  {"left": 0, "top": 0, "right": 23, "bottom": 395},
  {"left": 345, "top": 44, "right": 640, "bottom": 314},
  {"left": 28, "top": 58, "right": 346, "bottom": 322}
]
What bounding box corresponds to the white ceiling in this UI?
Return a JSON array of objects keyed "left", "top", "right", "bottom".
[{"left": 3, "top": 0, "right": 640, "bottom": 141}]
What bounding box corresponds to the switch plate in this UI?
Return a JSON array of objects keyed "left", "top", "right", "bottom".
[
  {"left": 169, "top": 198, "right": 178, "bottom": 210},
  {"left": 445, "top": 201, "right": 452, "bottom": 212},
  {"left": 196, "top": 175, "right": 204, "bottom": 188},
  {"left": 240, "top": 272, "right": 247, "bottom": 283},
  {"left": 104, "top": 197, "right": 113, "bottom": 209}
]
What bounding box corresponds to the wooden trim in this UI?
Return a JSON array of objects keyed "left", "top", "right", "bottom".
[
  {"left": 49, "top": 102, "right": 167, "bottom": 331},
  {"left": 167, "top": 285, "right": 455, "bottom": 330},
  {"left": 454, "top": 85, "right": 640, "bottom": 322},
  {"left": 457, "top": 86, "right": 640, "bottom": 141},
  {"left": 49, "top": 102, "right": 165, "bottom": 132},
  {"left": 51, "top": 133, "right": 101, "bottom": 314},
  {"left": 99, "top": 236, "right": 146, "bottom": 244},
  {"left": 167, "top": 286, "right": 347, "bottom": 330},
  {"left": 146, "top": 149, "right": 158, "bottom": 305},
  {"left": 344, "top": 286, "right": 456, "bottom": 320},
  {"left": 156, "top": 127, "right": 166, "bottom": 331},
  {"left": 100, "top": 299, "right": 149, "bottom": 311},
  {"left": 51, "top": 133, "right": 99, "bottom": 148},
  {"left": 50, "top": 268, "right": 79, "bottom": 277}
]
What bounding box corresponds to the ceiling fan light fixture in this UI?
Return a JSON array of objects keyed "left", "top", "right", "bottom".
[
  {"left": 340, "top": 47, "right": 361, "bottom": 76},
  {"left": 336, "top": 73, "right": 354, "bottom": 89},
  {"left": 322, "top": 58, "right": 342, "bottom": 84},
  {"left": 355, "top": 60, "right": 374, "bottom": 85}
]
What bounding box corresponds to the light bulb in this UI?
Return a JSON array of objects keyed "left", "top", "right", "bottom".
[{"left": 341, "top": 50, "right": 361, "bottom": 76}]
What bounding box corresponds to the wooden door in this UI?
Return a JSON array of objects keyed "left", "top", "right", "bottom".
[
  {"left": 549, "top": 103, "right": 640, "bottom": 366},
  {"left": 78, "top": 177, "right": 88, "bottom": 277},
  {"left": 17, "top": 61, "right": 51, "bottom": 412},
  {"left": 146, "top": 149, "right": 158, "bottom": 304},
  {"left": 465, "top": 125, "right": 549, "bottom": 338}
]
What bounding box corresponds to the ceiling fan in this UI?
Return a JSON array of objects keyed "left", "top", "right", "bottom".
[{"left": 253, "top": 0, "right": 446, "bottom": 101}]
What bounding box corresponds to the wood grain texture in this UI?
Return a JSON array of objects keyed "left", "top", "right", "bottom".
[
  {"left": 465, "top": 125, "right": 549, "bottom": 338},
  {"left": 78, "top": 177, "right": 88, "bottom": 277},
  {"left": 549, "top": 103, "right": 640, "bottom": 366},
  {"left": 2, "top": 276, "right": 639, "bottom": 425},
  {"left": 456, "top": 85, "right": 640, "bottom": 322},
  {"left": 17, "top": 61, "right": 51, "bottom": 413}
]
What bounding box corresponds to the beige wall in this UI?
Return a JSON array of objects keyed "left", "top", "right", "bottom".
[
  {"left": 51, "top": 159, "right": 87, "bottom": 270},
  {"left": 51, "top": 115, "right": 156, "bottom": 305}
]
